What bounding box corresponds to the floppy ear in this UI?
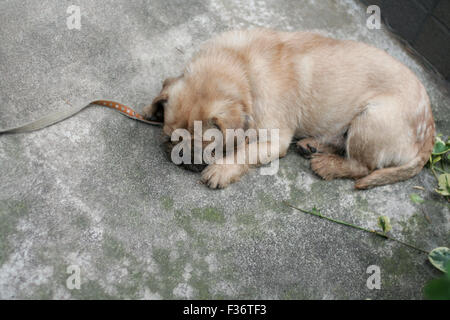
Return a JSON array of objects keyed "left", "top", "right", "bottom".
[
  {"left": 211, "top": 103, "right": 254, "bottom": 132},
  {"left": 143, "top": 75, "right": 183, "bottom": 122},
  {"left": 143, "top": 93, "right": 168, "bottom": 123}
]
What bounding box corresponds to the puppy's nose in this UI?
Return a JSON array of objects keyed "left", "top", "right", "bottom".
[
  {"left": 181, "top": 163, "right": 207, "bottom": 173},
  {"left": 161, "top": 140, "right": 207, "bottom": 173}
]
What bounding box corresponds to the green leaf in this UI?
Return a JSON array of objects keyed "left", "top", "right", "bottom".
[
  {"left": 424, "top": 262, "right": 450, "bottom": 300},
  {"left": 432, "top": 155, "right": 442, "bottom": 164},
  {"left": 428, "top": 247, "right": 450, "bottom": 273},
  {"left": 377, "top": 216, "right": 392, "bottom": 234},
  {"left": 436, "top": 174, "right": 450, "bottom": 196},
  {"left": 424, "top": 277, "right": 450, "bottom": 300},
  {"left": 410, "top": 193, "right": 425, "bottom": 204},
  {"left": 432, "top": 137, "right": 450, "bottom": 155}
]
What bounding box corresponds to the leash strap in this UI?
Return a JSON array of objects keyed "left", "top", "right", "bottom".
[{"left": 0, "top": 100, "right": 162, "bottom": 134}]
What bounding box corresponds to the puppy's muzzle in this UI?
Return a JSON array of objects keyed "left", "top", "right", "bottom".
[{"left": 161, "top": 139, "right": 207, "bottom": 173}]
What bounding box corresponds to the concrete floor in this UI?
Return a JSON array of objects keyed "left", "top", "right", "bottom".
[{"left": 0, "top": 0, "right": 449, "bottom": 299}]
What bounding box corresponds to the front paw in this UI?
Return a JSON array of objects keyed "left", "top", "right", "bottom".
[{"left": 201, "top": 163, "right": 247, "bottom": 189}]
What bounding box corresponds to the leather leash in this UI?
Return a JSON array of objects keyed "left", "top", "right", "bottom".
[{"left": 0, "top": 100, "right": 162, "bottom": 134}]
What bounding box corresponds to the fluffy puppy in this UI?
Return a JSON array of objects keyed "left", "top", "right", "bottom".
[{"left": 143, "top": 29, "right": 435, "bottom": 189}]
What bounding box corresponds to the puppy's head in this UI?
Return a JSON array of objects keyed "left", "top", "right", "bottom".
[{"left": 143, "top": 72, "right": 253, "bottom": 171}]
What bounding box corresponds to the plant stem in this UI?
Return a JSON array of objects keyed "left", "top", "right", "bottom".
[
  {"left": 284, "top": 202, "right": 430, "bottom": 255},
  {"left": 430, "top": 156, "right": 440, "bottom": 182},
  {"left": 434, "top": 166, "right": 447, "bottom": 174}
]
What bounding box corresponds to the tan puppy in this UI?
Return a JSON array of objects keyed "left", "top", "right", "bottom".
[{"left": 144, "top": 29, "right": 435, "bottom": 189}]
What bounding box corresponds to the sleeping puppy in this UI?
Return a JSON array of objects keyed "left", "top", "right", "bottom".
[{"left": 143, "top": 29, "right": 435, "bottom": 189}]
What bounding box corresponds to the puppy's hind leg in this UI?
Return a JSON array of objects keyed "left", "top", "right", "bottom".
[
  {"left": 347, "top": 96, "right": 435, "bottom": 189},
  {"left": 297, "top": 135, "right": 346, "bottom": 159},
  {"left": 310, "top": 153, "right": 369, "bottom": 181}
]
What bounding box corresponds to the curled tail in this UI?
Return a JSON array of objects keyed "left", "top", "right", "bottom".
[{"left": 355, "top": 119, "right": 435, "bottom": 190}]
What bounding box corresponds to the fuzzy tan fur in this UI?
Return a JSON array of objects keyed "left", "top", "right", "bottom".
[{"left": 143, "top": 29, "right": 435, "bottom": 189}]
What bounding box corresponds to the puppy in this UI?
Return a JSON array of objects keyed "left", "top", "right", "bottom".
[{"left": 144, "top": 29, "right": 435, "bottom": 189}]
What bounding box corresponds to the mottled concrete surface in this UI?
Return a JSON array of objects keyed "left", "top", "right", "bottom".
[{"left": 0, "top": 0, "right": 449, "bottom": 300}]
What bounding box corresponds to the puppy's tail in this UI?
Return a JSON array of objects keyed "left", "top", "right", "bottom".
[{"left": 355, "top": 121, "right": 435, "bottom": 190}]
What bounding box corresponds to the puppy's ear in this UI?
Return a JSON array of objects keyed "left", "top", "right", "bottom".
[
  {"left": 143, "top": 93, "right": 168, "bottom": 123},
  {"left": 143, "top": 75, "right": 183, "bottom": 122},
  {"left": 211, "top": 103, "right": 254, "bottom": 132},
  {"left": 212, "top": 110, "right": 255, "bottom": 148}
]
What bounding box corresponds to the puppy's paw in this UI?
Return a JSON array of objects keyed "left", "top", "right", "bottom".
[
  {"left": 201, "top": 163, "right": 247, "bottom": 189},
  {"left": 310, "top": 154, "right": 336, "bottom": 181},
  {"left": 296, "top": 138, "right": 319, "bottom": 159}
]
